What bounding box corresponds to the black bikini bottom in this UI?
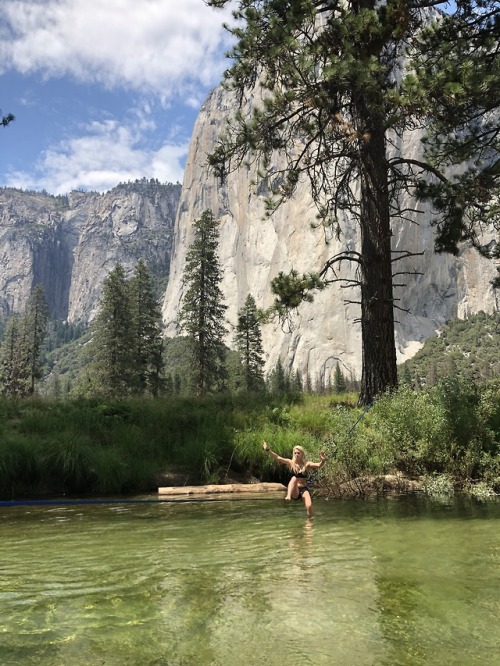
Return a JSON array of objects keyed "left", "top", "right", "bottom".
[{"left": 295, "top": 486, "right": 310, "bottom": 500}]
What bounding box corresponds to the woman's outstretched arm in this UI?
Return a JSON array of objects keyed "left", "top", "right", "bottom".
[
  {"left": 262, "top": 441, "right": 291, "bottom": 465},
  {"left": 306, "top": 452, "right": 327, "bottom": 469}
]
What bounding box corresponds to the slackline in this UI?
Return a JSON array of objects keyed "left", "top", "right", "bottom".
[{"left": 0, "top": 496, "right": 278, "bottom": 507}]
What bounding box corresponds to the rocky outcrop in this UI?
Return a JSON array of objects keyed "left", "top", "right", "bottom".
[
  {"left": 0, "top": 180, "right": 181, "bottom": 322},
  {"left": 162, "top": 87, "right": 498, "bottom": 383}
]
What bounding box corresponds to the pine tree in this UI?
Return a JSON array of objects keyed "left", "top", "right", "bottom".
[
  {"left": 333, "top": 362, "right": 347, "bottom": 394},
  {"left": 23, "top": 285, "right": 49, "bottom": 395},
  {"left": 291, "top": 369, "right": 303, "bottom": 393},
  {"left": 426, "top": 360, "right": 438, "bottom": 388},
  {"left": 305, "top": 371, "right": 312, "bottom": 393},
  {"left": 0, "top": 315, "right": 23, "bottom": 396},
  {"left": 268, "top": 358, "right": 287, "bottom": 394},
  {"left": 179, "top": 210, "right": 228, "bottom": 395},
  {"left": 399, "top": 364, "right": 413, "bottom": 389},
  {"left": 315, "top": 373, "right": 325, "bottom": 395},
  {"left": 207, "top": 0, "right": 498, "bottom": 403},
  {"left": 0, "top": 286, "right": 49, "bottom": 397},
  {"left": 128, "top": 259, "right": 165, "bottom": 396},
  {"left": 235, "top": 294, "right": 266, "bottom": 392},
  {"left": 412, "top": 2, "right": 499, "bottom": 268},
  {"left": 89, "top": 262, "right": 136, "bottom": 397}
]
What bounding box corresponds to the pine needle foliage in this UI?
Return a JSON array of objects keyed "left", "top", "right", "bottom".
[
  {"left": 128, "top": 259, "right": 165, "bottom": 396},
  {"left": 23, "top": 285, "right": 50, "bottom": 395},
  {"left": 207, "top": 0, "right": 499, "bottom": 404},
  {"left": 0, "top": 285, "right": 49, "bottom": 397},
  {"left": 81, "top": 260, "right": 165, "bottom": 398},
  {"left": 87, "top": 262, "right": 136, "bottom": 397},
  {"left": 179, "top": 210, "right": 228, "bottom": 395},
  {"left": 235, "top": 294, "right": 266, "bottom": 392}
]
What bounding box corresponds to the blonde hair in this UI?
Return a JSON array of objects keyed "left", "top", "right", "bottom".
[{"left": 291, "top": 445, "right": 307, "bottom": 472}]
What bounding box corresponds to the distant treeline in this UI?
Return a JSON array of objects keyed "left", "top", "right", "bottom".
[{"left": 400, "top": 311, "right": 500, "bottom": 388}]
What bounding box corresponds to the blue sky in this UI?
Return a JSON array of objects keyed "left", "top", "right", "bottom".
[{"left": 0, "top": 0, "right": 235, "bottom": 195}]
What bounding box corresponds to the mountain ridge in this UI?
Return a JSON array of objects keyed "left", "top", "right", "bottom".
[{"left": 0, "top": 179, "right": 181, "bottom": 322}]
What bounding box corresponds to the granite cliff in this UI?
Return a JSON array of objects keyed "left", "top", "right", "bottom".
[
  {"left": 0, "top": 180, "right": 181, "bottom": 323},
  {"left": 162, "top": 87, "right": 499, "bottom": 383},
  {"left": 1, "top": 86, "right": 497, "bottom": 385}
]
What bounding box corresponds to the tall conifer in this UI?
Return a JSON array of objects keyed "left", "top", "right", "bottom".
[
  {"left": 0, "top": 315, "right": 23, "bottom": 396},
  {"left": 333, "top": 362, "right": 347, "bottom": 394},
  {"left": 128, "top": 259, "right": 165, "bottom": 396},
  {"left": 207, "top": 0, "right": 498, "bottom": 403},
  {"left": 268, "top": 358, "right": 287, "bottom": 395},
  {"left": 89, "top": 262, "right": 135, "bottom": 397},
  {"left": 235, "top": 294, "right": 266, "bottom": 392},
  {"left": 0, "top": 286, "right": 49, "bottom": 396},
  {"left": 179, "top": 210, "right": 228, "bottom": 395},
  {"left": 23, "top": 285, "right": 49, "bottom": 395}
]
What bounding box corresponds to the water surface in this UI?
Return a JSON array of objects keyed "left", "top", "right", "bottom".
[{"left": 1, "top": 494, "right": 499, "bottom": 665}]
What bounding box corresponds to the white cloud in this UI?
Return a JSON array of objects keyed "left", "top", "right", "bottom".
[
  {"left": 0, "top": 0, "right": 235, "bottom": 99},
  {"left": 5, "top": 117, "right": 189, "bottom": 194}
]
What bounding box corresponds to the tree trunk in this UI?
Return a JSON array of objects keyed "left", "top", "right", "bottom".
[{"left": 357, "top": 114, "right": 398, "bottom": 405}]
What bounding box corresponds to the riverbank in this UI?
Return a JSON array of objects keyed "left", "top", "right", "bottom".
[{"left": 1, "top": 377, "right": 499, "bottom": 500}]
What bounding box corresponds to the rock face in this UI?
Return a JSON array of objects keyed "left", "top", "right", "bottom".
[
  {"left": 0, "top": 180, "right": 181, "bottom": 323},
  {"left": 162, "top": 86, "right": 499, "bottom": 383},
  {"left": 1, "top": 87, "right": 497, "bottom": 385}
]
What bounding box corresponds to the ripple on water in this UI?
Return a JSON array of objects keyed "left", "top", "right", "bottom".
[{"left": 0, "top": 496, "right": 499, "bottom": 666}]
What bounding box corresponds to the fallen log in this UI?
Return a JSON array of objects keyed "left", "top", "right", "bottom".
[{"left": 158, "top": 482, "right": 286, "bottom": 496}]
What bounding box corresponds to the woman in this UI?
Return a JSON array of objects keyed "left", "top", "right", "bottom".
[{"left": 262, "top": 441, "right": 326, "bottom": 517}]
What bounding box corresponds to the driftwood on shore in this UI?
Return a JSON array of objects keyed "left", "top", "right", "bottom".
[{"left": 158, "top": 482, "right": 286, "bottom": 496}]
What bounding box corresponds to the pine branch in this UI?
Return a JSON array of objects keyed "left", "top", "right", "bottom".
[{"left": 391, "top": 250, "right": 425, "bottom": 263}]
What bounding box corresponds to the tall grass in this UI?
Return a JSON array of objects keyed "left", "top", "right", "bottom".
[
  {"left": 0, "top": 435, "right": 41, "bottom": 498},
  {"left": 39, "top": 433, "right": 95, "bottom": 492}
]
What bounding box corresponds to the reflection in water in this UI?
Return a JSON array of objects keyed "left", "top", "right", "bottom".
[
  {"left": 286, "top": 518, "right": 314, "bottom": 569},
  {"left": 0, "top": 496, "right": 499, "bottom": 665}
]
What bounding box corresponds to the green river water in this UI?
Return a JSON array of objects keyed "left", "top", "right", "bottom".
[{"left": 0, "top": 494, "right": 499, "bottom": 666}]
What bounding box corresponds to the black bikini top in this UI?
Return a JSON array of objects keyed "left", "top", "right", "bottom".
[{"left": 291, "top": 468, "right": 308, "bottom": 479}]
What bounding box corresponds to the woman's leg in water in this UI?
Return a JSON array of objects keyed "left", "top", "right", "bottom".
[
  {"left": 286, "top": 476, "right": 299, "bottom": 501},
  {"left": 301, "top": 489, "right": 313, "bottom": 517}
]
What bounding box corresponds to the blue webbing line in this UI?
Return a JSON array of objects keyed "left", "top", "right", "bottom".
[
  {"left": 307, "top": 399, "right": 375, "bottom": 489},
  {"left": 0, "top": 496, "right": 276, "bottom": 508}
]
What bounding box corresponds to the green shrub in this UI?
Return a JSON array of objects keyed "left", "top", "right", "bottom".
[
  {"left": 478, "top": 379, "right": 500, "bottom": 449},
  {"left": 433, "top": 377, "right": 490, "bottom": 478},
  {"left": 322, "top": 405, "right": 373, "bottom": 477},
  {"left": 88, "top": 445, "right": 128, "bottom": 494},
  {"left": 422, "top": 473, "right": 455, "bottom": 497},
  {"left": 464, "top": 481, "right": 495, "bottom": 500},
  {"left": 354, "top": 386, "right": 449, "bottom": 475}
]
